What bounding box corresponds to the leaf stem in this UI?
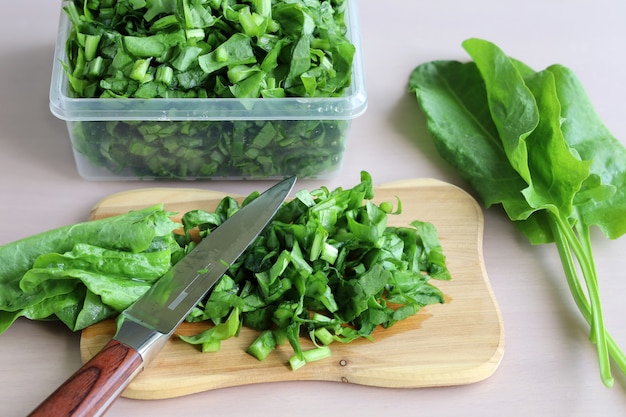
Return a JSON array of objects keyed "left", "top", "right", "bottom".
[{"left": 549, "top": 213, "right": 618, "bottom": 387}]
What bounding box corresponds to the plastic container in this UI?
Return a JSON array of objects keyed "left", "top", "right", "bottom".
[{"left": 49, "top": 1, "right": 367, "bottom": 180}]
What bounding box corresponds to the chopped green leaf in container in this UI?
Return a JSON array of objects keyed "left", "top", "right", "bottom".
[{"left": 49, "top": 0, "right": 367, "bottom": 180}]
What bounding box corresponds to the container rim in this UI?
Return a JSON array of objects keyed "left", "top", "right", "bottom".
[{"left": 49, "top": 0, "right": 368, "bottom": 122}]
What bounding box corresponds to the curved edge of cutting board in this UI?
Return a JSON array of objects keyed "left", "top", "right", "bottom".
[{"left": 81, "top": 178, "right": 505, "bottom": 399}]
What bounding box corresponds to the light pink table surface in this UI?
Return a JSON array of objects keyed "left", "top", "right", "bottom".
[{"left": 2, "top": 1, "right": 626, "bottom": 416}]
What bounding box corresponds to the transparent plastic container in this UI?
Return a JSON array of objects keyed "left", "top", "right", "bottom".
[{"left": 49, "top": 1, "right": 367, "bottom": 180}]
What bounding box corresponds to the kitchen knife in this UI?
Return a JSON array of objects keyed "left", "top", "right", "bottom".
[{"left": 28, "top": 176, "right": 296, "bottom": 417}]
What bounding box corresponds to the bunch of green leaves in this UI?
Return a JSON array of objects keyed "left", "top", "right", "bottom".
[
  {"left": 409, "top": 38, "right": 626, "bottom": 387},
  {"left": 71, "top": 118, "right": 349, "bottom": 179},
  {"left": 63, "top": 0, "right": 354, "bottom": 99},
  {"left": 0, "top": 205, "right": 181, "bottom": 333},
  {"left": 175, "top": 171, "right": 451, "bottom": 366}
]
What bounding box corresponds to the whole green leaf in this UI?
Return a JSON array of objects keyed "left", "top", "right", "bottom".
[
  {"left": 408, "top": 60, "right": 530, "bottom": 217},
  {"left": 55, "top": 288, "right": 116, "bottom": 331},
  {"left": 549, "top": 64, "right": 626, "bottom": 239},
  {"left": 26, "top": 243, "right": 172, "bottom": 282},
  {"left": 461, "top": 38, "right": 539, "bottom": 192},
  {"left": 409, "top": 39, "right": 603, "bottom": 243},
  {"left": 21, "top": 267, "right": 152, "bottom": 312},
  {"left": 518, "top": 70, "right": 591, "bottom": 216},
  {"left": 0, "top": 205, "right": 180, "bottom": 332}
]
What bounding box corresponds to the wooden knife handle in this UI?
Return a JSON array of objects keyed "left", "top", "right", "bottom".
[{"left": 28, "top": 339, "right": 143, "bottom": 417}]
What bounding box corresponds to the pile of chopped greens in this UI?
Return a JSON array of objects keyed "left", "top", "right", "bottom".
[
  {"left": 0, "top": 172, "right": 450, "bottom": 368},
  {"left": 63, "top": 0, "right": 355, "bottom": 99},
  {"left": 60, "top": 0, "right": 358, "bottom": 179},
  {"left": 70, "top": 118, "right": 350, "bottom": 179},
  {"left": 409, "top": 38, "right": 626, "bottom": 387}
]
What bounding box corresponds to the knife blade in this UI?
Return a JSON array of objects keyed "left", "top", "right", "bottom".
[{"left": 28, "top": 176, "right": 296, "bottom": 417}]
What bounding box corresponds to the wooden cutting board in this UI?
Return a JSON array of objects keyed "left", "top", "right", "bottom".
[{"left": 80, "top": 178, "right": 504, "bottom": 400}]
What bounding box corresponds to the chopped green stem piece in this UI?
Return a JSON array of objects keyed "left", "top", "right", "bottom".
[
  {"left": 201, "top": 339, "right": 221, "bottom": 353},
  {"left": 313, "top": 327, "right": 334, "bottom": 346},
  {"left": 303, "top": 345, "right": 332, "bottom": 362},
  {"left": 86, "top": 56, "right": 104, "bottom": 77},
  {"left": 246, "top": 330, "right": 276, "bottom": 361},
  {"left": 186, "top": 29, "right": 205, "bottom": 42},
  {"left": 83, "top": 34, "right": 101, "bottom": 61},
  {"left": 289, "top": 346, "right": 332, "bottom": 371},
  {"left": 156, "top": 65, "right": 174, "bottom": 86},
  {"left": 311, "top": 312, "right": 333, "bottom": 323},
  {"left": 130, "top": 58, "right": 152, "bottom": 82},
  {"left": 288, "top": 355, "right": 307, "bottom": 371}
]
